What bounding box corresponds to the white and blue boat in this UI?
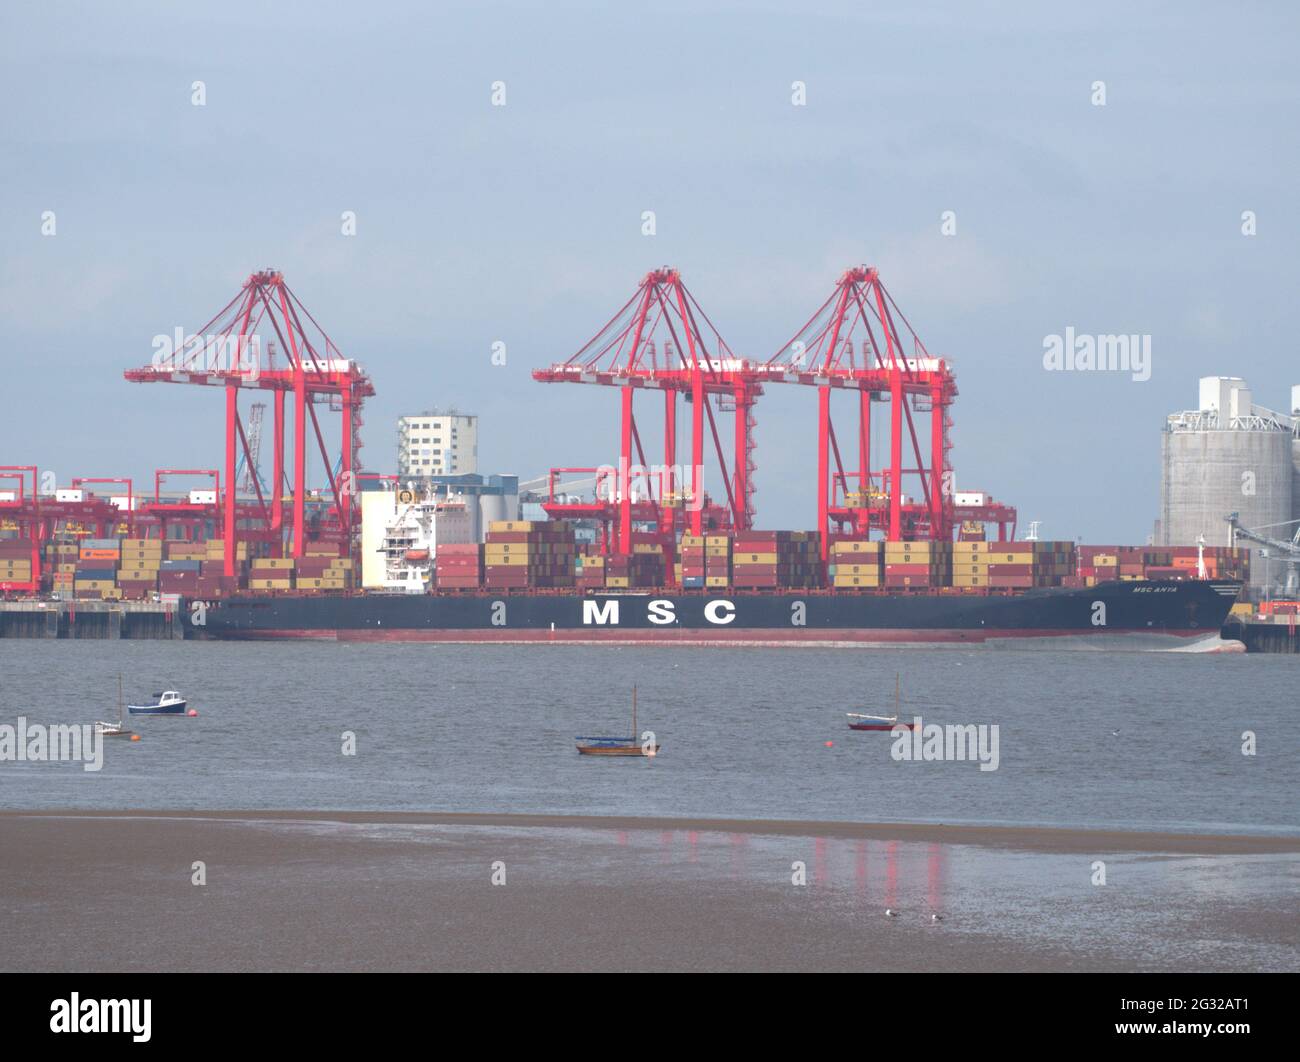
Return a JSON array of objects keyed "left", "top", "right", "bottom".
[{"left": 128, "top": 690, "right": 188, "bottom": 715}]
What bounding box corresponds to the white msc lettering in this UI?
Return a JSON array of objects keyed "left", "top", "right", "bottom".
[
  {"left": 704, "top": 600, "right": 736, "bottom": 625},
  {"left": 647, "top": 599, "right": 676, "bottom": 625},
  {"left": 583, "top": 599, "right": 620, "bottom": 625}
]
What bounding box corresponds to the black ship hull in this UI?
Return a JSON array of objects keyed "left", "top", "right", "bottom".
[{"left": 195, "top": 579, "right": 1245, "bottom": 652}]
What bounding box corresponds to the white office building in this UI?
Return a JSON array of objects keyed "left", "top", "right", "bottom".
[{"left": 398, "top": 411, "right": 478, "bottom": 477}]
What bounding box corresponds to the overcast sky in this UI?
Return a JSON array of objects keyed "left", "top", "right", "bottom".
[{"left": 2, "top": 1, "right": 1297, "bottom": 542}]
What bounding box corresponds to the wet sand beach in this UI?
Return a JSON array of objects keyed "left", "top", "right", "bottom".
[{"left": 2, "top": 811, "right": 1296, "bottom": 972}]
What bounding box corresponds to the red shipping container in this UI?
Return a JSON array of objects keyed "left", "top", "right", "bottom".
[
  {"left": 884, "top": 563, "right": 940, "bottom": 575},
  {"left": 732, "top": 574, "right": 780, "bottom": 588}
]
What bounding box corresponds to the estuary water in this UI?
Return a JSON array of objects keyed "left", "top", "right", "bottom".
[{"left": 0, "top": 641, "right": 1295, "bottom": 834}]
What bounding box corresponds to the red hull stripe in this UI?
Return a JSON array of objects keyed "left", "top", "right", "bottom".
[{"left": 212, "top": 626, "right": 1228, "bottom": 646}]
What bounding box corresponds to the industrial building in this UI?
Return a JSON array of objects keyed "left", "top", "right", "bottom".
[
  {"left": 397, "top": 411, "right": 477, "bottom": 476},
  {"left": 1159, "top": 377, "right": 1300, "bottom": 593}
]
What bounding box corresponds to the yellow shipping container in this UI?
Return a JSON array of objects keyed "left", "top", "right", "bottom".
[
  {"left": 734, "top": 552, "right": 780, "bottom": 564},
  {"left": 606, "top": 576, "right": 630, "bottom": 588},
  {"left": 833, "top": 575, "right": 881, "bottom": 587},
  {"left": 834, "top": 563, "right": 879, "bottom": 575},
  {"left": 705, "top": 576, "right": 730, "bottom": 587},
  {"left": 74, "top": 579, "right": 115, "bottom": 591},
  {"left": 248, "top": 578, "right": 293, "bottom": 590},
  {"left": 831, "top": 540, "right": 881, "bottom": 554},
  {"left": 252, "top": 558, "right": 295, "bottom": 570},
  {"left": 488, "top": 520, "right": 539, "bottom": 533},
  {"left": 705, "top": 535, "right": 730, "bottom": 546}
]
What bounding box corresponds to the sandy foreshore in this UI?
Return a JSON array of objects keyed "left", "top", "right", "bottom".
[
  {"left": 2, "top": 810, "right": 1296, "bottom": 972},
  {"left": 2, "top": 808, "right": 1296, "bottom": 853}
]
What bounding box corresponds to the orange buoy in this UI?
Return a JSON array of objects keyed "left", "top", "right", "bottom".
[
  {"left": 187, "top": 709, "right": 198, "bottom": 717},
  {"left": 824, "top": 740, "right": 834, "bottom": 748},
  {"left": 130, "top": 734, "right": 141, "bottom": 742}
]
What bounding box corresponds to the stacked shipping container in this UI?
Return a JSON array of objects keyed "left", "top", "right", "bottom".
[
  {"left": 435, "top": 543, "right": 483, "bottom": 589},
  {"left": 1077, "top": 544, "right": 1249, "bottom": 585},
  {"left": 829, "top": 538, "right": 883, "bottom": 589},
  {"left": 731, "top": 531, "right": 821, "bottom": 589},
  {"left": 117, "top": 538, "right": 162, "bottom": 599},
  {"left": 884, "top": 540, "right": 953, "bottom": 589},
  {"left": 483, "top": 520, "right": 576, "bottom": 589},
  {"left": 954, "top": 541, "right": 1075, "bottom": 589},
  {"left": 0, "top": 539, "right": 36, "bottom": 589},
  {"left": 605, "top": 543, "right": 665, "bottom": 589}
]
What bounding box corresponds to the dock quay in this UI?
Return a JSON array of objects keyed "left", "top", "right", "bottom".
[{"left": 0, "top": 599, "right": 186, "bottom": 640}]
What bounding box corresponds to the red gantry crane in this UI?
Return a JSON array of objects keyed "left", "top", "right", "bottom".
[
  {"left": 124, "top": 270, "right": 373, "bottom": 576},
  {"left": 757, "top": 265, "right": 959, "bottom": 559},
  {"left": 533, "top": 267, "right": 763, "bottom": 559}
]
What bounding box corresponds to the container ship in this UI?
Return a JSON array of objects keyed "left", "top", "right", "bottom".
[
  {"left": 190, "top": 519, "right": 1247, "bottom": 651},
  {"left": 196, "top": 577, "right": 1243, "bottom": 651}
]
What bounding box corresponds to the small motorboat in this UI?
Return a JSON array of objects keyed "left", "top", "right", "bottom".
[
  {"left": 95, "top": 676, "right": 134, "bottom": 738},
  {"left": 577, "top": 685, "right": 661, "bottom": 757},
  {"left": 128, "top": 690, "right": 188, "bottom": 715},
  {"left": 847, "top": 674, "right": 915, "bottom": 732}
]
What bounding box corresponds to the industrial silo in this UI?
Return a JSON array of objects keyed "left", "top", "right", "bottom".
[
  {"left": 1160, "top": 377, "right": 1294, "bottom": 593},
  {"left": 1293, "top": 385, "right": 1300, "bottom": 531}
]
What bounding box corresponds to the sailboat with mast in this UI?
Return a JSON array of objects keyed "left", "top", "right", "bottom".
[
  {"left": 576, "top": 685, "right": 661, "bottom": 756},
  {"left": 95, "top": 676, "right": 134, "bottom": 738},
  {"left": 847, "top": 673, "right": 916, "bottom": 732}
]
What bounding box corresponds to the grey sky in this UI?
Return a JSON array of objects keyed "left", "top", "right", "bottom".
[{"left": 2, "top": 1, "right": 1296, "bottom": 541}]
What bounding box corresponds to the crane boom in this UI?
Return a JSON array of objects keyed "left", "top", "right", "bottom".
[{"left": 1226, "top": 511, "right": 1300, "bottom": 595}]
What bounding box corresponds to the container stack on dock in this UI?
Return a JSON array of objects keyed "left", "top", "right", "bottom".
[
  {"left": 74, "top": 538, "right": 120, "bottom": 599},
  {"left": 884, "top": 539, "right": 952, "bottom": 589},
  {"left": 434, "top": 543, "right": 483, "bottom": 589},
  {"left": 731, "top": 530, "right": 821, "bottom": 589},
  {"left": 117, "top": 538, "right": 162, "bottom": 600},
  {"left": 483, "top": 520, "right": 576, "bottom": 590},
  {"left": 0, "top": 539, "right": 35, "bottom": 590},
  {"left": 828, "top": 538, "right": 883, "bottom": 589}
]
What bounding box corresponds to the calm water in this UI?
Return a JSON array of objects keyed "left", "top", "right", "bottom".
[{"left": 0, "top": 641, "right": 1295, "bottom": 834}]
